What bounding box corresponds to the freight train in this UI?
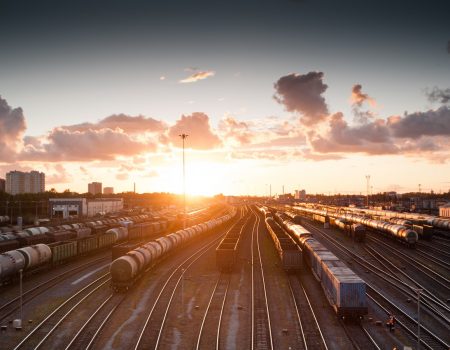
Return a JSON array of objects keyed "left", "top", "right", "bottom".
[
  {"left": 111, "top": 207, "right": 237, "bottom": 291},
  {"left": 291, "top": 205, "right": 418, "bottom": 247},
  {"left": 0, "top": 216, "right": 170, "bottom": 285},
  {"left": 307, "top": 204, "right": 450, "bottom": 235},
  {"left": 273, "top": 211, "right": 367, "bottom": 318},
  {"left": 0, "top": 214, "right": 162, "bottom": 253}
]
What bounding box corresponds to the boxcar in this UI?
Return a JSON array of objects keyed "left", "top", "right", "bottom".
[{"left": 321, "top": 261, "right": 367, "bottom": 317}]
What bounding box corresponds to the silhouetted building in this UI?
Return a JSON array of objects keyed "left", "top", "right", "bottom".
[
  {"left": 5, "top": 170, "right": 45, "bottom": 194},
  {"left": 295, "top": 189, "right": 306, "bottom": 200},
  {"left": 49, "top": 197, "right": 123, "bottom": 218},
  {"left": 88, "top": 182, "right": 102, "bottom": 195},
  {"left": 103, "top": 187, "right": 114, "bottom": 194},
  {"left": 0, "top": 178, "right": 5, "bottom": 192}
]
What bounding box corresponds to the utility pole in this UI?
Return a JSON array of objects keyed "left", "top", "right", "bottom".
[
  {"left": 179, "top": 134, "right": 188, "bottom": 229},
  {"left": 366, "top": 175, "right": 370, "bottom": 208}
]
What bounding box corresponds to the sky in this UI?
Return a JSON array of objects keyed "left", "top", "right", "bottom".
[{"left": 0, "top": 0, "right": 449, "bottom": 196}]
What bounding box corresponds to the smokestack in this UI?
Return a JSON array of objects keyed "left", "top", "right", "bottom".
[{"left": 134, "top": 182, "right": 136, "bottom": 194}]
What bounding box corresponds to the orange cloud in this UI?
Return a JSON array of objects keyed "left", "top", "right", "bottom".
[
  {"left": 168, "top": 112, "right": 222, "bottom": 150},
  {"left": 179, "top": 70, "right": 215, "bottom": 83},
  {"left": 350, "top": 84, "right": 376, "bottom": 107},
  {"left": 21, "top": 128, "right": 155, "bottom": 161}
]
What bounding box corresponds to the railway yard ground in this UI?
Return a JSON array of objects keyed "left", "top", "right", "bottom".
[{"left": 0, "top": 205, "right": 449, "bottom": 350}]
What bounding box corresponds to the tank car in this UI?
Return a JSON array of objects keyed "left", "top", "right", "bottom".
[{"left": 0, "top": 250, "right": 26, "bottom": 282}]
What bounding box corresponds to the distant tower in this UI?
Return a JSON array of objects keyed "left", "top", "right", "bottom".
[
  {"left": 366, "top": 175, "right": 371, "bottom": 207},
  {"left": 418, "top": 183, "right": 421, "bottom": 193},
  {"left": 134, "top": 182, "right": 136, "bottom": 194}
]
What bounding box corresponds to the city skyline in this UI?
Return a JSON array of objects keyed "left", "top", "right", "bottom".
[{"left": 0, "top": 0, "right": 449, "bottom": 196}]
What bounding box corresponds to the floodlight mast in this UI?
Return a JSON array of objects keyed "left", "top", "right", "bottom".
[{"left": 179, "top": 134, "right": 189, "bottom": 229}]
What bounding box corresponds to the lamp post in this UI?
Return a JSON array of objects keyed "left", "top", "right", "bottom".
[
  {"left": 19, "top": 269, "right": 23, "bottom": 327},
  {"left": 179, "top": 134, "right": 188, "bottom": 229}
]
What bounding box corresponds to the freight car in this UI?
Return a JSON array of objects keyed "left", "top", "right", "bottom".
[
  {"left": 412, "top": 224, "right": 434, "bottom": 240},
  {"left": 0, "top": 244, "right": 52, "bottom": 282},
  {"left": 333, "top": 219, "right": 366, "bottom": 242},
  {"left": 292, "top": 205, "right": 418, "bottom": 247},
  {"left": 265, "top": 217, "right": 302, "bottom": 271},
  {"left": 274, "top": 211, "right": 367, "bottom": 318},
  {"left": 216, "top": 222, "right": 243, "bottom": 272},
  {"left": 111, "top": 208, "right": 237, "bottom": 291}
]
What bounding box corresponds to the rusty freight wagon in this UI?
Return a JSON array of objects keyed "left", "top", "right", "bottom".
[
  {"left": 216, "top": 224, "right": 242, "bottom": 272},
  {"left": 265, "top": 217, "right": 302, "bottom": 271}
]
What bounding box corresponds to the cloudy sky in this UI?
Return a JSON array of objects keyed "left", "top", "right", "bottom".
[{"left": 1, "top": 0, "right": 449, "bottom": 195}]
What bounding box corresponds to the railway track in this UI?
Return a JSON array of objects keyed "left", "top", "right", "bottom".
[
  {"left": 133, "top": 211, "right": 249, "bottom": 350},
  {"left": 340, "top": 321, "right": 381, "bottom": 350},
  {"left": 301, "top": 220, "right": 450, "bottom": 350},
  {"left": 367, "top": 236, "right": 450, "bottom": 309},
  {"left": 362, "top": 245, "right": 450, "bottom": 325},
  {"left": 368, "top": 235, "right": 450, "bottom": 289},
  {"left": 194, "top": 273, "right": 230, "bottom": 350},
  {"left": 250, "top": 208, "right": 273, "bottom": 350},
  {"left": 367, "top": 289, "right": 447, "bottom": 350},
  {"left": 12, "top": 273, "right": 110, "bottom": 350},
  {"left": 0, "top": 254, "right": 110, "bottom": 324},
  {"left": 63, "top": 293, "right": 126, "bottom": 350},
  {"left": 288, "top": 275, "right": 328, "bottom": 350}
]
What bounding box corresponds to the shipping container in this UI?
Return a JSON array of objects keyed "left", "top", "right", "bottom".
[{"left": 321, "top": 264, "right": 367, "bottom": 317}]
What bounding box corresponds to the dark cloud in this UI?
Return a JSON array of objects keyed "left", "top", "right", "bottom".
[
  {"left": 425, "top": 87, "right": 450, "bottom": 105},
  {"left": 0, "top": 96, "right": 27, "bottom": 161},
  {"left": 62, "top": 114, "right": 167, "bottom": 133},
  {"left": 350, "top": 84, "right": 376, "bottom": 124},
  {"left": 274, "top": 72, "right": 329, "bottom": 126},
  {"left": 21, "top": 128, "right": 154, "bottom": 161},
  {"left": 388, "top": 106, "right": 450, "bottom": 138},
  {"left": 309, "top": 113, "right": 397, "bottom": 155},
  {"left": 351, "top": 84, "right": 374, "bottom": 107},
  {"left": 168, "top": 112, "right": 222, "bottom": 149}
]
